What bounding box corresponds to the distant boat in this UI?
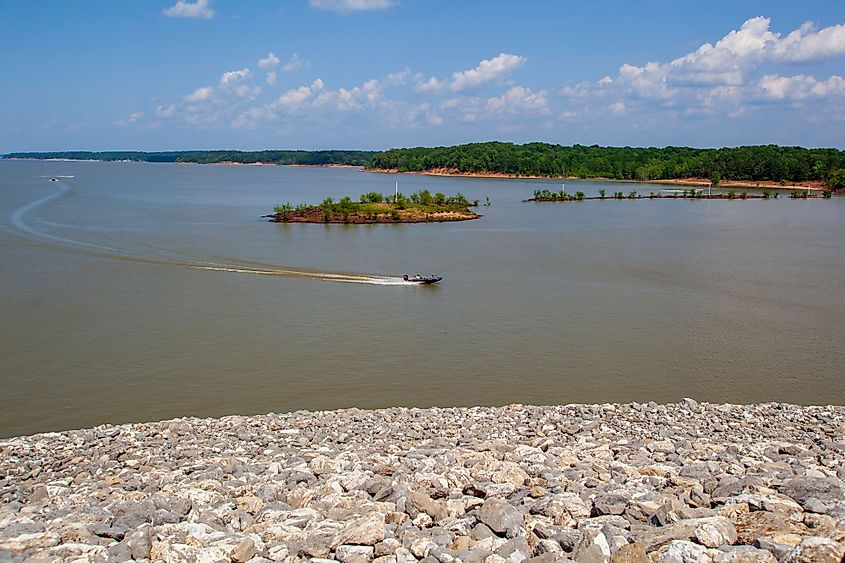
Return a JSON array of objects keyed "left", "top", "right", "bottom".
[
  {"left": 49, "top": 177, "right": 58, "bottom": 182},
  {"left": 403, "top": 274, "right": 443, "bottom": 284}
]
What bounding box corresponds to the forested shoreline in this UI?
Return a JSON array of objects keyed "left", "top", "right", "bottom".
[
  {"left": 368, "top": 142, "right": 845, "bottom": 188},
  {"left": 2, "top": 150, "right": 376, "bottom": 166},
  {"left": 5, "top": 143, "right": 845, "bottom": 187}
]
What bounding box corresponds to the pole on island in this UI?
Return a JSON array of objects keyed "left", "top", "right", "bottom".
[{"left": 395, "top": 181, "right": 399, "bottom": 203}]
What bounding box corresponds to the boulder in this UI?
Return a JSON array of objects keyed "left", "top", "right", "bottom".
[{"left": 477, "top": 497, "right": 524, "bottom": 538}]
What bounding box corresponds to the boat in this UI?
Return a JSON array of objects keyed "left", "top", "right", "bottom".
[{"left": 402, "top": 274, "right": 443, "bottom": 284}]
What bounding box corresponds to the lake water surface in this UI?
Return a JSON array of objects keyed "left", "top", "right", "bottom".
[{"left": 1, "top": 160, "right": 843, "bottom": 437}]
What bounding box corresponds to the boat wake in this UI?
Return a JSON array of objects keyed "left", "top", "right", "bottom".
[{"left": 10, "top": 181, "right": 426, "bottom": 287}]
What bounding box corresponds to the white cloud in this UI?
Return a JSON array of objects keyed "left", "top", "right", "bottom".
[
  {"left": 309, "top": 0, "right": 395, "bottom": 13},
  {"left": 220, "top": 68, "right": 251, "bottom": 86},
  {"left": 163, "top": 0, "right": 214, "bottom": 19},
  {"left": 155, "top": 104, "right": 177, "bottom": 118},
  {"left": 114, "top": 112, "right": 145, "bottom": 126},
  {"left": 426, "top": 112, "right": 444, "bottom": 126},
  {"left": 451, "top": 53, "right": 526, "bottom": 91},
  {"left": 758, "top": 74, "right": 845, "bottom": 100},
  {"left": 282, "top": 53, "right": 309, "bottom": 72},
  {"left": 770, "top": 21, "right": 845, "bottom": 62},
  {"left": 486, "top": 86, "right": 549, "bottom": 114},
  {"left": 560, "top": 16, "right": 845, "bottom": 122},
  {"left": 183, "top": 86, "right": 213, "bottom": 102},
  {"left": 257, "top": 53, "right": 280, "bottom": 70},
  {"left": 232, "top": 107, "right": 276, "bottom": 129},
  {"left": 312, "top": 78, "right": 383, "bottom": 111},
  {"left": 385, "top": 69, "right": 411, "bottom": 86},
  {"left": 418, "top": 53, "right": 526, "bottom": 93},
  {"left": 274, "top": 79, "right": 325, "bottom": 110},
  {"left": 266, "top": 71, "right": 277, "bottom": 86}
]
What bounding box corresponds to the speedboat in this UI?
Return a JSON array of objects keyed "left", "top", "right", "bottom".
[{"left": 402, "top": 274, "right": 443, "bottom": 284}]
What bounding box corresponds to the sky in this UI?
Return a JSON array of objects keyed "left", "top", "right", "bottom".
[{"left": 1, "top": 0, "right": 844, "bottom": 152}]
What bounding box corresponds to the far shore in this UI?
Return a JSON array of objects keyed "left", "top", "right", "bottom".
[
  {"left": 190, "top": 162, "right": 364, "bottom": 169},
  {"left": 368, "top": 167, "right": 828, "bottom": 190}
]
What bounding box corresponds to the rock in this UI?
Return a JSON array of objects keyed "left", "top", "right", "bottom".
[
  {"left": 724, "top": 494, "right": 804, "bottom": 515},
  {"left": 653, "top": 540, "right": 714, "bottom": 562},
  {"left": 492, "top": 463, "right": 530, "bottom": 488},
  {"left": 592, "top": 494, "right": 629, "bottom": 516},
  {"left": 496, "top": 537, "right": 532, "bottom": 560},
  {"left": 232, "top": 537, "right": 258, "bottom": 562},
  {"left": 336, "top": 544, "right": 376, "bottom": 562},
  {"left": 0, "top": 532, "right": 60, "bottom": 553},
  {"left": 333, "top": 513, "right": 386, "bottom": 547},
  {"left": 573, "top": 529, "right": 611, "bottom": 563},
  {"left": 1, "top": 402, "right": 843, "bottom": 563},
  {"left": 778, "top": 477, "right": 845, "bottom": 511},
  {"left": 713, "top": 545, "right": 777, "bottom": 562},
  {"left": 693, "top": 517, "right": 738, "bottom": 548},
  {"left": 409, "top": 491, "right": 448, "bottom": 522},
  {"left": 610, "top": 540, "right": 647, "bottom": 563},
  {"left": 782, "top": 536, "right": 844, "bottom": 563},
  {"left": 477, "top": 498, "right": 524, "bottom": 538}
]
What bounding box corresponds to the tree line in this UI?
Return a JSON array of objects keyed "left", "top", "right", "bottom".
[
  {"left": 7, "top": 143, "right": 845, "bottom": 187},
  {"left": 367, "top": 142, "right": 845, "bottom": 187},
  {"left": 3, "top": 150, "right": 376, "bottom": 166}
]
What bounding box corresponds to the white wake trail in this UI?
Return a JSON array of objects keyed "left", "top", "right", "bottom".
[{"left": 11, "top": 181, "right": 421, "bottom": 286}]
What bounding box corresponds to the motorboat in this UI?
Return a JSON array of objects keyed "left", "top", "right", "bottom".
[{"left": 402, "top": 274, "right": 443, "bottom": 284}]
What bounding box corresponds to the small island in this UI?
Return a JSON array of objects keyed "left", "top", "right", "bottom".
[
  {"left": 270, "top": 190, "right": 480, "bottom": 224},
  {"left": 526, "top": 186, "right": 834, "bottom": 202}
]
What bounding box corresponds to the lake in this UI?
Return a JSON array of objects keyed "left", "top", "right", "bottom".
[{"left": 1, "top": 160, "right": 843, "bottom": 437}]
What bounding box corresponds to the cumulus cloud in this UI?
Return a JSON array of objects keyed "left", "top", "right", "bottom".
[
  {"left": 309, "top": 0, "right": 395, "bottom": 13},
  {"left": 163, "top": 0, "right": 214, "bottom": 19},
  {"left": 758, "top": 74, "right": 845, "bottom": 100},
  {"left": 417, "top": 53, "right": 526, "bottom": 92},
  {"left": 486, "top": 86, "right": 550, "bottom": 114},
  {"left": 114, "top": 112, "right": 145, "bottom": 126},
  {"left": 183, "top": 86, "right": 213, "bottom": 102},
  {"left": 274, "top": 79, "right": 325, "bottom": 110},
  {"left": 770, "top": 21, "right": 845, "bottom": 62},
  {"left": 560, "top": 16, "right": 845, "bottom": 120},
  {"left": 266, "top": 71, "right": 277, "bottom": 86},
  {"left": 220, "top": 68, "right": 251, "bottom": 86},
  {"left": 257, "top": 53, "right": 280, "bottom": 70},
  {"left": 155, "top": 104, "right": 177, "bottom": 118},
  {"left": 282, "top": 53, "right": 309, "bottom": 72}
]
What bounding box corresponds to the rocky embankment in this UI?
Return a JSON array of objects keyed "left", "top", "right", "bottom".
[{"left": 1, "top": 401, "right": 844, "bottom": 562}]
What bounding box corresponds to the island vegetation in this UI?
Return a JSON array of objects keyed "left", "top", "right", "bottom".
[
  {"left": 3, "top": 150, "right": 376, "bottom": 166},
  {"left": 270, "top": 190, "right": 480, "bottom": 224},
  {"left": 527, "top": 186, "right": 834, "bottom": 202},
  {"left": 367, "top": 142, "right": 845, "bottom": 190}
]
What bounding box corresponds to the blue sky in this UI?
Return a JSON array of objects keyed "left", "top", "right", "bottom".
[{"left": 2, "top": 0, "right": 844, "bottom": 152}]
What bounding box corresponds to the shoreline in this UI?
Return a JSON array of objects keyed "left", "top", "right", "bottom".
[
  {"left": 367, "top": 168, "right": 829, "bottom": 190},
  {"left": 2, "top": 401, "right": 843, "bottom": 562},
  {"left": 2, "top": 158, "right": 834, "bottom": 191}
]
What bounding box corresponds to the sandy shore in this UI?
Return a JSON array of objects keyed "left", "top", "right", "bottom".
[
  {"left": 368, "top": 169, "right": 829, "bottom": 191},
  {"left": 650, "top": 178, "right": 827, "bottom": 191},
  {"left": 1, "top": 401, "right": 843, "bottom": 562}
]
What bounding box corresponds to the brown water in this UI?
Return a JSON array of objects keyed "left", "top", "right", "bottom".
[{"left": 1, "top": 160, "right": 843, "bottom": 437}]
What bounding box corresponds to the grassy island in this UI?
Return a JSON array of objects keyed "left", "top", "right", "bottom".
[
  {"left": 270, "top": 190, "right": 480, "bottom": 224},
  {"left": 526, "top": 187, "right": 834, "bottom": 202}
]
